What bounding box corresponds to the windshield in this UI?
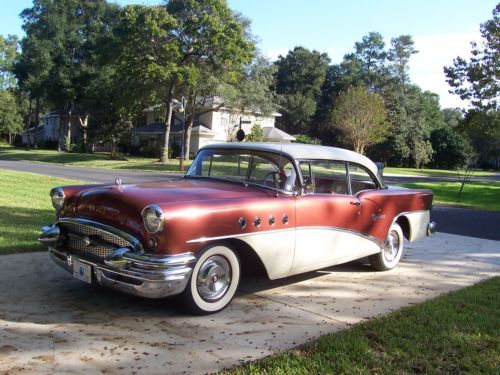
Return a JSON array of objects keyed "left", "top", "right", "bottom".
[{"left": 186, "top": 148, "right": 298, "bottom": 193}]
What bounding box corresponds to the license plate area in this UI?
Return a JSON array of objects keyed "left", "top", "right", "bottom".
[{"left": 73, "top": 259, "right": 92, "bottom": 284}]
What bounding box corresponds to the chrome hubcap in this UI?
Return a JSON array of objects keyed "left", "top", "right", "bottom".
[
  {"left": 383, "top": 231, "right": 400, "bottom": 262},
  {"left": 196, "top": 255, "right": 231, "bottom": 302}
]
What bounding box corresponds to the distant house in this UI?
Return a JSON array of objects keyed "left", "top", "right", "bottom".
[
  {"left": 21, "top": 112, "right": 83, "bottom": 146},
  {"left": 132, "top": 97, "right": 293, "bottom": 154}
]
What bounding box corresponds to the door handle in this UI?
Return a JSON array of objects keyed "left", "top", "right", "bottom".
[{"left": 350, "top": 200, "right": 361, "bottom": 206}]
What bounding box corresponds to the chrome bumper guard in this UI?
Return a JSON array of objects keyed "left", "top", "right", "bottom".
[
  {"left": 39, "top": 223, "right": 196, "bottom": 299},
  {"left": 427, "top": 221, "right": 437, "bottom": 236}
]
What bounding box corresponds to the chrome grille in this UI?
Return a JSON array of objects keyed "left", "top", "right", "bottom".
[{"left": 59, "top": 222, "right": 132, "bottom": 261}]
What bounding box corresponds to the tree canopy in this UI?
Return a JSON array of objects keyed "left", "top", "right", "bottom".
[
  {"left": 330, "top": 85, "right": 387, "bottom": 155},
  {"left": 444, "top": 4, "right": 499, "bottom": 111}
]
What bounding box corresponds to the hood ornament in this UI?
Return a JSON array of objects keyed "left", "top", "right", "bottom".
[{"left": 115, "top": 177, "right": 122, "bottom": 187}]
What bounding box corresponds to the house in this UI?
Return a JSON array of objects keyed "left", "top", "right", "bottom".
[
  {"left": 132, "top": 97, "right": 294, "bottom": 154},
  {"left": 21, "top": 112, "right": 83, "bottom": 146}
]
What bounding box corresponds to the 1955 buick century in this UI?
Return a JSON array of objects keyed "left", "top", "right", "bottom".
[{"left": 39, "top": 143, "right": 436, "bottom": 314}]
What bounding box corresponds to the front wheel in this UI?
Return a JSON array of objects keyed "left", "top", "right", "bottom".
[
  {"left": 369, "top": 223, "right": 404, "bottom": 271},
  {"left": 182, "top": 245, "right": 240, "bottom": 314}
]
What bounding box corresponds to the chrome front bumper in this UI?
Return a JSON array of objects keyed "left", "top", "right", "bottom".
[{"left": 39, "top": 223, "right": 196, "bottom": 299}]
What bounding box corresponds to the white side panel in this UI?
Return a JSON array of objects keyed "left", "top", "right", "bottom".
[
  {"left": 405, "top": 211, "right": 430, "bottom": 242},
  {"left": 292, "top": 228, "right": 381, "bottom": 275},
  {"left": 236, "top": 230, "right": 295, "bottom": 280}
]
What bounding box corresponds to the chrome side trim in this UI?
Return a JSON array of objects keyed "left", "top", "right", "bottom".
[
  {"left": 58, "top": 217, "right": 144, "bottom": 252},
  {"left": 186, "top": 226, "right": 383, "bottom": 247},
  {"left": 297, "top": 226, "right": 383, "bottom": 247},
  {"left": 185, "top": 228, "right": 296, "bottom": 244}
]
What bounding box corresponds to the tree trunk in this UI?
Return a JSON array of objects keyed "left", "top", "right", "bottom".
[
  {"left": 183, "top": 92, "right": 196, "bottom": 161},
  {"left": 65, "top": 106, "right": 72, "bottom": 151},
  {"left": 57, "top": 112, "right": 63, "bottom": 151},
  {"left": 161, "top": 86, "right": 175, "bottom": 163},
  {"left": 78, "top": 114, "right": 89, "bottom": 152},
  {"left": 183, "top": 117, "right": 193, "bottom": 161},
  {"left": 34, "top": 97, "right": 40, "bottom": 149},
  {"left": 161, "top": 103, "right": 173, "bottom": 163},
  {"left": 25, "top": 99, "right": 32, "bottom": 150}
]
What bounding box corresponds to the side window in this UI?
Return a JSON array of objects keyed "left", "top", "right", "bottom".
[
  {"left": 349, "top": 164, "right": 378, "bottom": 194},
  {"left": 299, "top": 160, "right": 348, "bottom": 194}
]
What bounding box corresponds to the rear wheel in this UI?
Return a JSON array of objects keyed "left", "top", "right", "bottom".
[
  {"left": 369, "top": 223, "right": 404, "bottom": 271},
  {"left": 182, "top": 245, "right": 240, "bottom": 314}
]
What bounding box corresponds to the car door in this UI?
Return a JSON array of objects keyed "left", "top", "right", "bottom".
[{"left": 292, "top": 160, "right": 381, "bottom": 274}]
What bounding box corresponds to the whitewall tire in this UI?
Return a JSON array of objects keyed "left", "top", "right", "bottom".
[
  {"left": 369, "top": 223, "right": 404, "bottom": 271},
  {"left": 182, "top": 245, "right": 240, "bottom": 314}
]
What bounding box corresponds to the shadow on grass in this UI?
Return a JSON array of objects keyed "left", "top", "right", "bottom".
[
  {"left": 0, "top": 205, "right": 55, "bottom": 254},
  {"left": 0, "top": 146, "right": 112, "bottom": 164}
]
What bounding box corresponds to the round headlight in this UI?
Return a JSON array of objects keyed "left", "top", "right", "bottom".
[
  {"left": 142, "top": 204, "right": 165, "bottom": 233},
  {"left": 50, "top": 187, "right": 65, "bottom": 211}
]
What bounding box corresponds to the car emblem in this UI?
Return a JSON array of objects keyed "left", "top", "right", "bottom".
[
  {"left": 82, "top": 236, "right": 91, "bottom": 246},
  {"left": 115, "top": 177, "right": 122, "bottom": 187}
]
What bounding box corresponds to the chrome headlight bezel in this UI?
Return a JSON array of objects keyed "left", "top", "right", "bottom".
[
  {"left": 142, "top": 204, "right": 165, "bottom": 233},
  {"left": 50, "top": 187, "right": 65, "bottom": 211}
]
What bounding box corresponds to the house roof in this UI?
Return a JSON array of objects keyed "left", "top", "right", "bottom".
[{"left": 263, "top": 126, "right": 296, "bottom": 141}]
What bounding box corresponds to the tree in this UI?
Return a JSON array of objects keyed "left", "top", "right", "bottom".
[
  {"left": 274, "top": 47, "right": 330, "bottom": 134},
  {"left": 429, "top": 126, "right": 470, "bottom": 169},
  {"left": 179, "top": 22, "right": 264, "bottom": 161},
  {"left": 458, "top": 109, "right": 500, "bottom": 167},
  {"left": 0, "top": 90, "right": 23, "bottom": 140},
  {"left": 354, "top": 32, "right": 389, "bottom": 90},
  {"left": 0, "top": 35, "right": 19, "bottom": 90},
  {"left": 372, "top": 85, "right": 444, "bottom": 168},
  {"left": 444, "top": 4, "right": 499, "bottom": 110},
  {"left": 17, "top": 0, "right": 118, "bottom": 150},
  {"left": 116, "top": 0, "right": 254, "bottom": 163},
  {"left": 388, "top": 35, "right": 418, "bottom": 86},
  {"left": 163, "top": 0, "right": 254, "bottom": 163},
  {"left": 330, "top": 86, "right": 387, "bottom": 154},
  {"left": 442, "top": 107, "right": 463, "bottom": 128}
]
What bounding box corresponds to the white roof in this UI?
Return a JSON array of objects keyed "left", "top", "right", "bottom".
[
  {"left": 200, "top": 142, "right": 379, "bottom": 177},
  {"left": 263, "top": 127, "right": 296, "bottom": 141}
]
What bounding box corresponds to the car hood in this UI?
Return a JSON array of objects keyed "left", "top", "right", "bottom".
[{"left": 67, "top": 178, "right": 270, "bottom": 232}]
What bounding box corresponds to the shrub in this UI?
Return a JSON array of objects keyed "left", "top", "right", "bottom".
[
  {"left": 294, "top": 134, "right": 321, "bottom": 145},
  {"left": 246, "top": 124, "right": 264, "bottom": 142}
]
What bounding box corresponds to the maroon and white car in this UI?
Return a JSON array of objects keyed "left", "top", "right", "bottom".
[{"left": 39, "top": 143, "right": 436, "bottom": 314}]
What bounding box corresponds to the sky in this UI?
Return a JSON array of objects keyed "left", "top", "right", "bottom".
[{"left": 1, "top": 0, "right": 497, "bottom": 109}]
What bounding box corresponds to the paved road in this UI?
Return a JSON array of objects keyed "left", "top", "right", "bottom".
[
  {"left": 1, "top": 160, "right": 498, "bottom": 240},
  {"left": 0, "top": 160, "right": 182, "bottom": 184},
  {"left": 431, "top": 206, "right": 500, "bottom": 241}
]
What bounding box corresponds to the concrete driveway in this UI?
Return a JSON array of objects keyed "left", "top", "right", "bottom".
[{"left": 1, "top": 233, "right": 499, "bottom": 374}]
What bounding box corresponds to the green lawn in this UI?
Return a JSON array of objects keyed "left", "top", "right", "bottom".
[
  {"left": 226, "top": 277, "right": 500, "bottom": 374},
  {"left": 400, "top": 181, "right": 500, "bottom": 211},
  {"left": 0, "top": 169, "right": 83, "bottom": 254},
  {"left": 385, "top": 166, "right": 497, "bottom": 178},
  {"left": 0, "top": 146, "right": 191, "bottom": 172}
]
